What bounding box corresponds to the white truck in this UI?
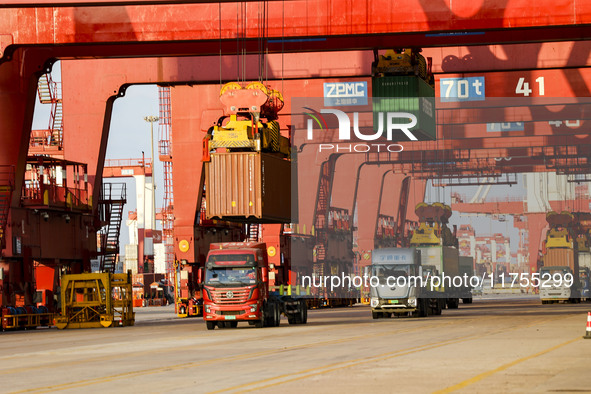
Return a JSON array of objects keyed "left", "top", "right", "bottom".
[
  {"left": 368, "top": 248, "right": 443, "bottom": 318},
  {"left": 539, "top": 266, "right": 577, "bottom": 304}
]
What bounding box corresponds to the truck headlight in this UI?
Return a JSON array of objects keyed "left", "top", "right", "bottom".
[
  {"left": 205, "top": 305, "right": 211, "bottom": 313},
  {"left": 250, "top": 304, "right": 258, "bottom": 312},
  {"left": 408, "top": 297, "right": 417, "bottom": 307},
  {"left": 370, "top": 298, "right": 379, "bottom": 308}
]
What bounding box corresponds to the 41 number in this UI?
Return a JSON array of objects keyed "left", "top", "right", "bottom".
[{"left": 515, "top": 77, "right": 545, "bottom": 96}]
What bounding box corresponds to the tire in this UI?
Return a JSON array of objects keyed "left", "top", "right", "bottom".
[
  {"left": 412, "top": 299, "right": 427, "bottom": 318},
  {"left": 206, "top": 321, "right": 216, "bottom": 330},
  {"left": 254, "top": 319, "right": 263, "bottom": 328},
  {"left": 372, "top": 311, "right": 380, "bottom": 319},
  {"left": 274, "top": 304, "right": 281, "bottom": 327},
  {"left": 263, "top": 302, "right": 273, "bottom": 327},
  {"left": 295, "top": 305, "right": 303, "bottom": 324},
  {"left": 419, "top": 299, "right": 428, "bottom": 317},
  {"left": 302, "top": 301, "right": 308, "bottom": 324},
  {"left": 434, "top": 299, "right": 442, "bottom": 316},
  {"left": 462, "top": 297, "right": 473, "bottom": 304},
  {"left": 446, "top": 298, "right": 459, "bottom": 309},
  {"left": 229, "top": 321, "right": 238, "bottom": 328}
]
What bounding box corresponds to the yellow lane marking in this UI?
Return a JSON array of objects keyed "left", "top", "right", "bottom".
[
  {"left": 10, "top": 319, "right": 463, "bottom": 394},
  {"left": 212, "top": 338, "right": 468, "bottom": 394},
  {"left": 210, "top": 316, "right": 566, "bottom": 393},
  {"left": 0, "top": 314, "right": 389, "bottom": 375},
  {"left": 433, "top": 336, "right": 582, "bottom": 394}
]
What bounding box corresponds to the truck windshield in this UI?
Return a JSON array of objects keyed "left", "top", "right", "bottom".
[
  {"left": 540, "top": 267, "right": 570, "bottom": 276},
  {"left": 372, "top": 264, "right": 411, "bottom": 285},
  {"left": 207, "top": 253, "right": 255, "bottom": 264},
  {"left": 205, "top": 267, "right": 257, "bottom": 286}
]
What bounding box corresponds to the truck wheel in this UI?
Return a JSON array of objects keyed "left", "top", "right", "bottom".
[
  {"left": 462, "top": 298, "right": 473, "bottom": 304},
  {"left": 263, "top": 303, "right": 273, "bottom": 327},
  {"left": 229, "top": 321, "right": 238, "bottom": 328},
  {"left": 302, "top": 301, "right": 308, "bottom": 324},
  {"left": 419, "top": 299, "right": 428, "bottom": 317},
  {"left": 372, "top": 311, "right": 380, "bottom": 319},
  {"left": 255, "top": 319, "right": 263, "bottom": 328},
  {"left": 206, "top": 321, "right": 216, "bottom": 330},
  {"left": 274, "top": 304, "right": 281, "bottom": 327}
]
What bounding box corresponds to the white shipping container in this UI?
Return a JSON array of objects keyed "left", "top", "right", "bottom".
[
  {"left": 579, "top": 252, "right": 591, "bottom": 270},
  {"left": 154, "top": 244, "right": 166, "bottom": 274},
  {"left": 124, "top": 259, "right": 138, "bottom": 275},
  {"left": 418, "top": 246, "right": 460, "bottom": 277},
  {"left": 125, "top": 244, "right": 138, "bottom": 259},
  {"left": 124, "top": 244, "right": 139, "bottom": 275}
]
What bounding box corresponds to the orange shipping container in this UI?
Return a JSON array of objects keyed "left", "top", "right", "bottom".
[
  {"left": 205, "top": 152, "right": 291, "bottom": 222},
  {"left": 543, "top": 248, "right": 577, "bottom": 272}
]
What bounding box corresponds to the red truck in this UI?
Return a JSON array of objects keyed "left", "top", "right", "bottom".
[{"left": 199, "top": 242, "right": 308, "bottom": 330}]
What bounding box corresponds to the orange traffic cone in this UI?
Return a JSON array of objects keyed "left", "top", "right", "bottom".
[{"left": 584, "top": 312, "right": 591, "bottom": 339}]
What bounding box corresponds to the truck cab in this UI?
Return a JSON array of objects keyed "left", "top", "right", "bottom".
[
  {"left": 368, "top": 248, "right": 442, "bottom": 318},
  {"left": 201, "top": 242, "right": 270, "bottom": 329},
  {"left": 200, "top": 241, "right": 307, "bottom": 329},
  {"left": 539, "top": 266, "right": 577, "bottom": 304}
]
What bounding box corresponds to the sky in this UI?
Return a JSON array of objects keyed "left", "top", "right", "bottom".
[{"left": 32, "top": 61, "right": 526, "bottom": 260}]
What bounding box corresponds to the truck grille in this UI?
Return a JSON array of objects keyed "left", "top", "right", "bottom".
[{"left": 211, "top": 288, "right": 250, "bottom": 304}]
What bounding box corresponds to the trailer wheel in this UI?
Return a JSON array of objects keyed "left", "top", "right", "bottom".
[
  {"left": 432, "top": 299, "right": 442, "bottom": 315},
  {"left": 206, "top": 321, "right": 216, "bottom": 330},
  {"left": 446, "top": 298, "right": 459, "bottom": 309}
]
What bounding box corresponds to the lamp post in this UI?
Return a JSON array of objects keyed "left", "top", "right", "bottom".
[{"left": 144, "top": 115, "right": 159, "bottom": 271}]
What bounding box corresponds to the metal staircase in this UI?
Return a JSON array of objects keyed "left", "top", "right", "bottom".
[
  {"left": 98, "top": 183, "right": 127, "bottom": 273},
  {"left": 0, "top": 166, "right": 15, "bottom": 249},
  {"left": 35, "top": 73, "right": 63, "bottom": 149}
]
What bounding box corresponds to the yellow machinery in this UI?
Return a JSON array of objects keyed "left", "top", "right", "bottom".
[
  {"left": 55, "top": 271, "right": 134, "bottom": 329},
  {"left": 204, "top": 82, "right": 290, "bottom": 159},
  {"left": 410, "top": 202, "right": 456, "bottom": 247},
  {"left": 372, "top": 48, "right": 430, "bottom": 82},
  {"left": 545, "top": 211, "right": 575, "bottom": 249}
]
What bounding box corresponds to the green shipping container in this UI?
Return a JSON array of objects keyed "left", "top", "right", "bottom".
[{"left": 372, "top": 76, "right": 436, "bottom": 141}]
